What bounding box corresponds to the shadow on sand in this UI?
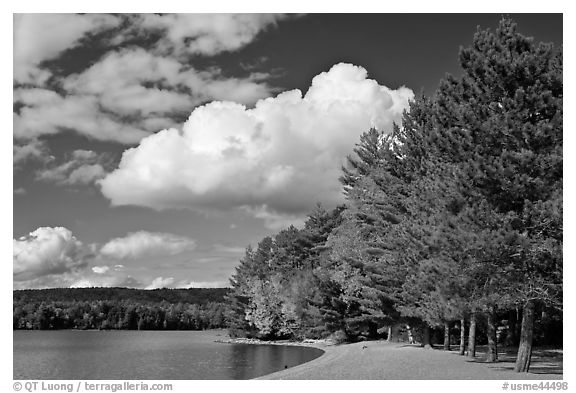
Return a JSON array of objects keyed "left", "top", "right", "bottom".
[{"left": 464, "top": 347, "right": 563, "bottom": 375}]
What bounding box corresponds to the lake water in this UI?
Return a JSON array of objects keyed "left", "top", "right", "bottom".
[{"left": 13, "top": 330, "right": 324, "bottom": 380}]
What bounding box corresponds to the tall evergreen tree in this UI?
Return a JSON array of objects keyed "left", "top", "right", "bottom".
[
  {"left": 430, "top": 18, "right": 562, "bottom": 370},
  {"left": 337, "top": 18, "right": 562, "bottom": 365}
]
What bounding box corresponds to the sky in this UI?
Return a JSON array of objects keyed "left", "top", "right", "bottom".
[{"left": 12, "top": 13, "right": 563, "bottom": 290}]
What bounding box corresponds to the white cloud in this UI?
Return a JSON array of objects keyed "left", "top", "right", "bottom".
[
  {"left": 12, "top": 256, "right": 145, "bottom": 289},
  {"left": 145, "top": 277, "right": 229, "bottom": 289},
  {"left": 91, "top": 266, "right": 110, "bottom": 274},
  {"left": 67, "top": 164, "right": 107, "bottom": 185},
  {"left": 69, "top": 275, "right": 142, "bottom": 289},
  {"left": 13, "top": 274, "right": 76, "bottom": 290},
  {"left": 62, "top": 49, "right": 195, "bottom": 115},
  {"left": 11, "top": 227, "right": 154, "bottom": 289},
  {"left": 136, "top": 14, "right": 287, "bottom": 56},
  {"left": 100, "top": 231, "right": 196, "bottom": 260},
  {"left": 13, "top": 273, "right": 142, "bottom": 290},
  {"left": 63, "top": 48, "right": 272, "bottom": 116},
  {"left": 13, "top": 139, "right": 53, "bottom": 167},
  {"left": 176, "top": 280, "right": 229, "bottom": 289},
  {"left": 241, "top": 205, "right": 307, "bottom": 230},
  {"left": 36, "top": 149, "right": 109, "bottom": 186},
  {"left": 14, "top": 14, "right": 120, "bottom": 85},
  {"left": 13, "top": 187, "right": 27, "bottom": 195},
  {"left": 99, "top": 63, "right": 414, "bottom": 227},
  {"left": 14, "top": 89, "right": 151, "bottom": 144},
  {"left": 146, "top": 276, "right": 175, "bottom": 290},
  {"left": 212, "top": 244, "right": 246, "bottom": 254},
  {"left": 13, "top": 227, "right": 89, "bottom": 281},
  {"left": 14, "top": 49, "right": 273, "bottom": 144},
  {"left": 200, "top": 73, "right": 275, "bottom": 105},
  {"left": 13, "top": 14, "right": 287, "bottom": 145}
]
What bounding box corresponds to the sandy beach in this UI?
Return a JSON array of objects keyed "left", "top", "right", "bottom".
[{"left": 256, "top": 340, "right": 563, "bottom": 380}]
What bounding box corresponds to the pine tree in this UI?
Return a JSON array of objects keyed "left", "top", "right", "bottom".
[
  {"left": 340, "top": 128, "right": 386, "bottom": 194},
  {"left": 430, "top": 18, "right": 562, "bottom": 370},
  {"left": 339, "top": 19, "right": 561, "bottom": 363},
  {"left": 227, "top": 206, "right": 346, "bottom": 339}
]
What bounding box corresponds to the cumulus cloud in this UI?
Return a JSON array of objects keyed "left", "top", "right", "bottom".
[
  {"left": 12, "top": 226, "right": 147, "bottom": 289},
  {"left": 100, "top": 231, "right": 196, "bottom": 260},
  {"left": 14, "top": 14, "right": 121, "bottom": 85},
  {"left": 13, "top": 227, "right": 90, "bottom": 281},
  {"left": 11, "top": 227, "right": 225, "bottom": 289},
  {"left": 36, "top": 149, "right": 110, "bottom": 186},
  {"left": 100, "top": 63, "right": 414, "bottom": 227}
]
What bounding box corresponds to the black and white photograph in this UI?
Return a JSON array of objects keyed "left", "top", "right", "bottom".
[{"left": 11, "top": 11, "right": 564, "bottom": 384}]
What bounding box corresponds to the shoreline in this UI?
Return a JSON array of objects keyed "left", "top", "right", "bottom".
[
  {"left": 215, "top": 336, "right": 336, "bottom": 348},
  {"left": 218, "top": 337, "right": 563, "bottom": 380},
  {"left": 215, "top": 336, "right": 332, "bottom": 378},
  {"left": 15, "top": 330, "right": 562, "bottom": 380}
]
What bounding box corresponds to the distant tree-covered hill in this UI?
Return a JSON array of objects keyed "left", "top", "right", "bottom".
[
  {"left": 13, "top": 287, "right": 229, "bottom": 304},
  {"left": 13, "top": 287, "right": 231, "bottom": 331}
]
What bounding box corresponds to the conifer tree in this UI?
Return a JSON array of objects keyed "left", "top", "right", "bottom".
[
  {"left": 339, "top": 19, "right": 562, "bottom": 366},
  {"left": 429, "top": 18, "right": 562, "bottom": 370},
  {"left": 340, "top": 128, "right": 386, "bottom": 194}
]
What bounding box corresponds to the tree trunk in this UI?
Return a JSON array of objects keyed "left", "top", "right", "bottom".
[
  {"left": 443, "top": 320, "right": 451, "bottom": 350},
  {"left": 505, "top": 308, "right": 518, "bottom": 347},
  {"left": 386, "top": 325, "right": 392, "bottom": 342},
  {"left": 514, "top": 300, "right": 535, "bottom": 372},
  {"left": 406, "top": 324, "right": 415, "bottom": 344},
  {"left": 468, "top": 312, "right": 477, "bottom": 358},
  {"left": 459, "top": 318, "right": 466, "bottom": 355},
  {"left": 368, "top": 322, "right": 378, "bottom": 339},
  {"left": 515, "top": 307, "right": 522, "bottom": 341},
  {"left": 422, "top": 324, "right": 432, "bottom": 348},
  {"left": 486, "top": 310, "right": 498, "bottom": 362}
]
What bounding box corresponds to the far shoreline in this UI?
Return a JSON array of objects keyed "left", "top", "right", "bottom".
[{"left": 215, "top": 336, "right": 334, "bottom": 348}]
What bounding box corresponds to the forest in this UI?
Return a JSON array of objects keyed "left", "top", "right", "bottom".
[
  {"left": 13, "top": 287, "right": 229, "bottom": 330},
  {"left": 226, "top": 18, "right": 563, "bottom": 373},
  {"left": 14, "top": 287, "right": 228, "bottom": 304}
]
